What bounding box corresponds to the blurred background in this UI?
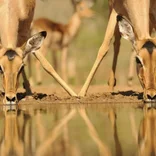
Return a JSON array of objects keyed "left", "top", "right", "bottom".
[{"left": 28, "top": 0, "right": 139, "bottom": 87}]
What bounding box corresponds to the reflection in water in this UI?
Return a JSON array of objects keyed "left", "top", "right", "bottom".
[
  {"left": 108, "top": 109, "right": 122, "bottom": 156},
  {"left": 35, "top": 109, "right": 76, "bottom": 156},
  {"left": 138, "top": 106, "right": 156, "bottom": 156},
  {"left": 79, "top": 109, "right": 111, "bottom": 156},
  {"left": 1, "top": 105, "right": 31, "bottom": 156},
  {"left": 0, "top": 104, "right": 156, "bottom": 156}
]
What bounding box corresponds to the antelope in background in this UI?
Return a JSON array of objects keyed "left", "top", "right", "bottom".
[
  {"left": 0, "top": 0, "right": 77, "bottom": 104},
  {"left": 30, "top": 0, "right": 94, "bottom": 85},
  {"left": 79, "top": 0, "right": 156, "bottom": 103}
]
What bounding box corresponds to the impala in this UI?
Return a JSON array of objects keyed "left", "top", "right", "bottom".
[
  {"left": 31, "top": 0, "right": 94, "bottom": 84},
  {"left": 0, "top": 0, "right": 77, "bottom": 104},
  {"left": 79, "top": 0, "right": 156, "bottom": 103},
  {"left": 127, "top": 17, "right": 156, "bottom": 87}
]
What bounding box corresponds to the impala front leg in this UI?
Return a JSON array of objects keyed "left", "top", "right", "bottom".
[
  {"left": 33, "top": 51, "right": 77, "bottom": 96},
  {"left": 79, "top": 9, "right": 117, "bottom": 96},
  {"left": 108, "top": 26, "right": 121, "bottom": 91},
  {"left": 127, "top": 49, "right": 136, "bottom": 86}
]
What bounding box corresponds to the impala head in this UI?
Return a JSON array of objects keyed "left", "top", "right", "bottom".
[
  {"left": 71, "top": 0, "right": 94, "bottom": 18},
  {"left": 117, "top": 15, "right": 156, "bottom": 103},
  {"left": 0, "top": 31, "right": 46, "bottom": 104}
]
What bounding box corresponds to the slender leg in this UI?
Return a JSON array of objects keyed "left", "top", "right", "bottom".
[
  {"left": 52, "top": 50, "right": 58, "bottom": 72},
  {"left": 108, "top": 109, "right": 122, "bottom": 156},
  {"left": 61, "top": 47, "right": 68, "bottom": 82},
  {"left": 35, "top": 109, "right": 76, "bottom": 156},
  {"left": 27, "top": 54, "right": 34, "bottom": 86},
  {"left": 33, "top": 51, "right": 77, "bottom": 96},
  {"left": 79, "top": 9, "right": 117, "bottom": 96},
  {"left": 127, "top": 49, "right": 136, "bottom": 86},
  {"left": 35, "top": 45, "right": 47, "bottom": 85},
  {"left": 108, "top": 26, "right": 121, "bottom": 91},
  {"left": 36, "top": 60, "right": 42, "bottom": 85},
  {"left": 79, "top": 109, "right": 111, "bottom": 156}
]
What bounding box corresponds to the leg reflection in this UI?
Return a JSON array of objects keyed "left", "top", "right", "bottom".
[{"left": 79, "top": 108, "right": 111, "bottom": 156}]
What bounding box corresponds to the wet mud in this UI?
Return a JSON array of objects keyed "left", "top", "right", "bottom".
[{"left": 0, "top": 85, "right": 144, "bottom": 105}]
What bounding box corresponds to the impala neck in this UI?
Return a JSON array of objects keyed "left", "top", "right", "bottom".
[
  {"left": 124, "top": 0, "right": 150, "bottom": 39},
  {"left": 67, "top": 13, "right": 82, "bottom": 38},
  {"left": 0, "top": 0, "right": 18, "bottom": 48},
  {"left": 0, "top": 0, "right": 35, "bottom": 48}
]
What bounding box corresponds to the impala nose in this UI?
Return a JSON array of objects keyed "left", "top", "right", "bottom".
[
  {"left": 144, "top": 89, "right": 156, "bottom": 102},
  {"left": 4, "top": 94, "right": 17, "bottom": 104},
  {"left": 147, "top": 94, "right": 156, "bottom": 100}
]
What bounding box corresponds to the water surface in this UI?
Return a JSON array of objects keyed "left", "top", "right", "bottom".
[{"left": 0, "top": 103, "right": 155, "bottom": 156}]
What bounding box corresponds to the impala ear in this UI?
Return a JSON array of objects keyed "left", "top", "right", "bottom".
[
  {"left": 22, "top": 31, "right": 47, "bottom": 58},
  {"left": 117, "top": 15, "right": 136, "bottom": 44}
]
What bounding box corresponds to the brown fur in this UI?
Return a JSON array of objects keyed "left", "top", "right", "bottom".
[{"left": 0, "top": 0, "right": 35, "bottom": 47}]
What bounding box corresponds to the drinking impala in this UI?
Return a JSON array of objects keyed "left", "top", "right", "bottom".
[
  {"left": 0, "top": 0, "right": 77, "bottom": 104},
  {"left": 79, "top": 0, "right": 156, "bottom": 103}
]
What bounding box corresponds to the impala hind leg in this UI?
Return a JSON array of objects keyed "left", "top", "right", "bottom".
[
  {"left": 52, "top": 50, "right": 58, "bottom": 73},
  {"left": 108, "top": 26, "right": 121, "bottom": 91},
  {"left": 36, "top": 60, "right": 42, "bottom": 85},
  {"left": 127, "top": 49, "right": 136, "bottom": 86},
  {"left": 61, "top": 47, "right": 68, "bottom": 82},
  {"left": 35, "top": 45, "right": 47, "bottom": 85},
  {"left": 79, "top": 9, "right": 117, "bottom": 96},
  {"left": 27, "top": 54, "right": 34, "bottom": 86}
]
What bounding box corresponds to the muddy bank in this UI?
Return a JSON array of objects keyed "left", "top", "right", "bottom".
[
  {"left": 15, "top": 85, "right": 144, "bottom": 104},
  {"left": 0, "top": 85, "right": 144, "bottom": 104}
]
